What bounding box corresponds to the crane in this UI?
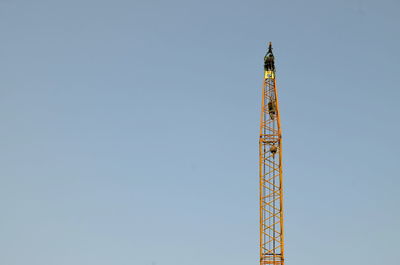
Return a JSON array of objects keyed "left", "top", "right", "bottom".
[{"left": 259, "top": 42, "right": 285, "bottom": 265}]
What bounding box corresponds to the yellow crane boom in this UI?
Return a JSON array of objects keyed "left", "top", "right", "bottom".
[{"left": 259, "top": 42, "right": 285, "bottom": 265}]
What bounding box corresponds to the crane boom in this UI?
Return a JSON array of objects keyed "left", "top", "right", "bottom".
[{"left": 259, "top": 42, "right": 285, "bottom": 265}]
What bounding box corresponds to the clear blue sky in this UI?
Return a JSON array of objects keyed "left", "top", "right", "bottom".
[{"left": 1, "top": 1, "right": 399, "bottom": 265}]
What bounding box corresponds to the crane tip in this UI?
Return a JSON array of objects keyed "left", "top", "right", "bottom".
[
  {"left": 267, "top": 42, "right": 273, "bottom": 55},
  {"left": 264, "top": 41, "right": 275, "bottom": 71}
]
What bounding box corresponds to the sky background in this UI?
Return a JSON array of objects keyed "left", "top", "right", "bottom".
[{"left": 1, "top": 0, "right": 399, "bottom": 265}]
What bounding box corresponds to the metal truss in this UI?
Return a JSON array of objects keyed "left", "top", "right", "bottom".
[{"left": 259, "top": 43, "right": 284, "bottom": 265}]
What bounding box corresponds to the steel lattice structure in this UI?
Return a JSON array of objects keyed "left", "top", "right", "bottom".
[{"left": 259, "top": 42, "right": 285, "bottom": 265}]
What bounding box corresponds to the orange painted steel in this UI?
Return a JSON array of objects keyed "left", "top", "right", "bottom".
[{"left": 259, "top": 42, "right": 285, "bottom": 265}]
